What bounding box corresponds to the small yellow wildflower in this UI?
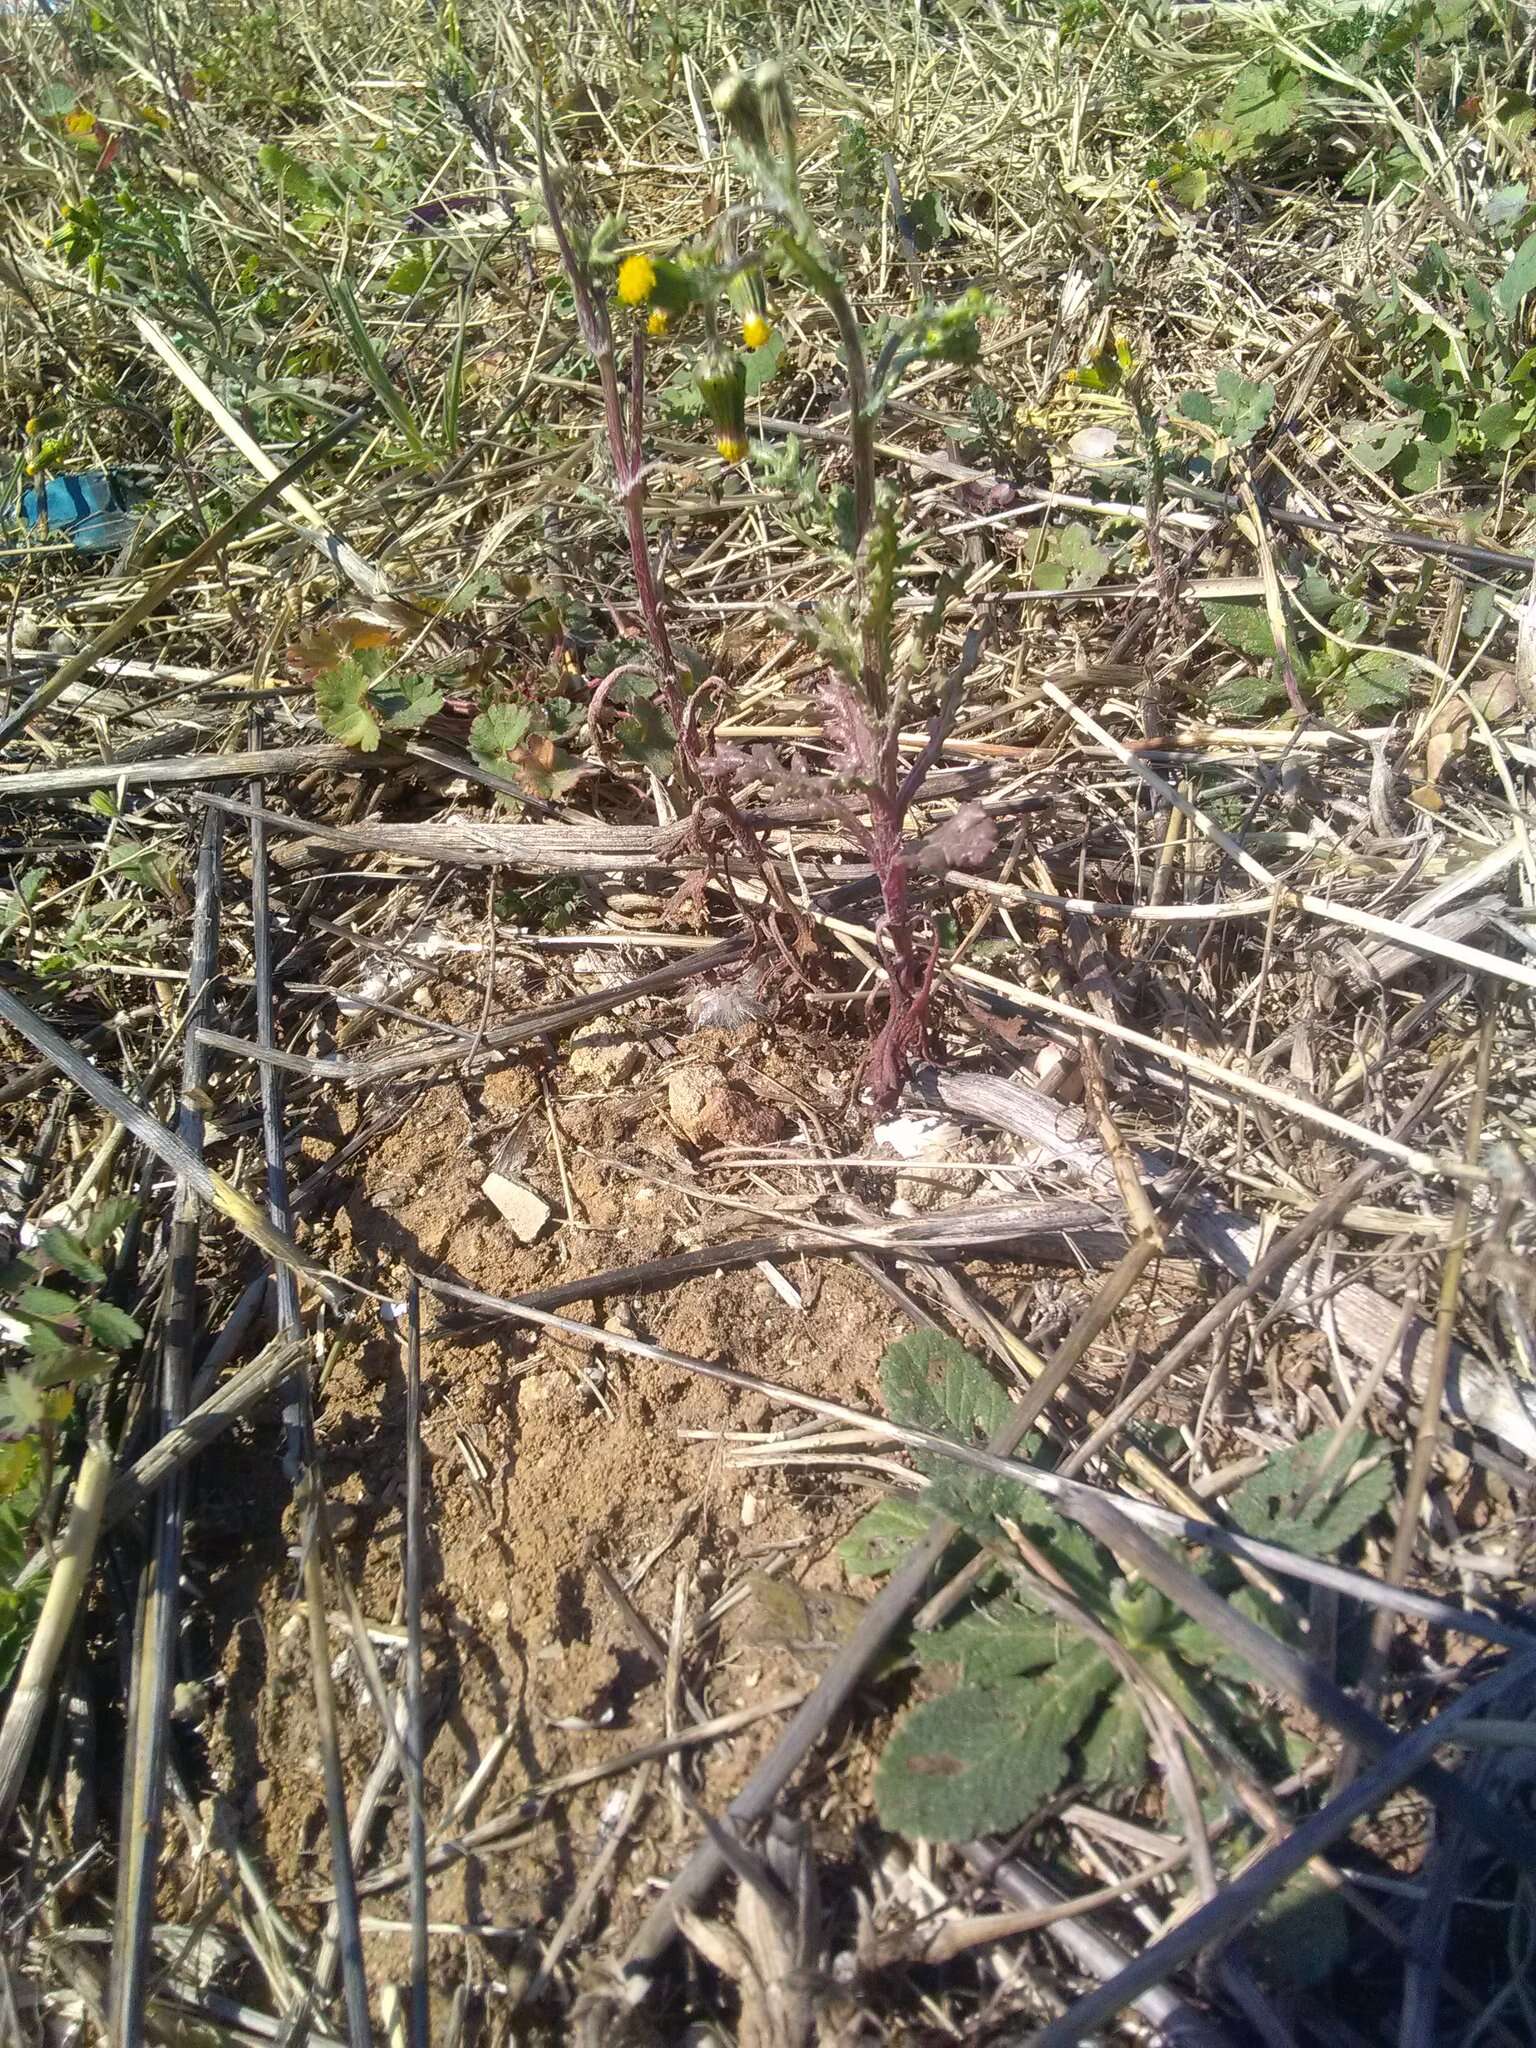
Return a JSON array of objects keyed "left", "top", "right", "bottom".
[
  {"left": 647, "top": 308, "right": 671, "bottom": 337},
  {"left": 616, "top": 253, "right": 658, "bottom": 306},
  {"left": 741, "top": 311, "right": 772, "bottom": 350},
  {"left": 64, "top": 109, "right": 98, "bottom": 137},
  {"left": 715, "top": 433, "right": 747, "bottom": 462}
]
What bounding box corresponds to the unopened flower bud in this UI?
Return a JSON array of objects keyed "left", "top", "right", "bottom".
[
  {"left": 752, "top": 59, "right": 795, "bottom": 140},
  {"left": 713, "top": 71, "right": 767, "bottom": 152},
  {"left": 695, "top": 346, "right": 748, "bottom": 460},
  {"left": 729, "top": 265, "right": 773, "bottom": 349}
]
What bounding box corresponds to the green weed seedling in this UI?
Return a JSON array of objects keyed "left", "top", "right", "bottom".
[
  {"left": 0, "top": 1205, "right": 141, "bottom": 1683},
  {"left": 841, "top": 1333, "right": 1391, "bottom": 1846},
  {"left": 1351, "top": 228, "right": 1536, "bottom": 493},
  {"left": 313, "top": 648, "right": 444, "bottom": 753}
]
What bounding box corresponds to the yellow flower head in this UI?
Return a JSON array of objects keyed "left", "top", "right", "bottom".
[
  {"left": 741, "top": 311, "right": 772, "bottom": 350},
  {"left": 64, "top": 109, "right": 98, "bottom": 137},
  {"left": 647, "top": 308, "right": 671, "bottom": 337},
  {"left": 616, "top": 252, "right": 658, "bottom": 306},
  {"left": 715, "top": 433, "right": 748, "bottom": 463}
]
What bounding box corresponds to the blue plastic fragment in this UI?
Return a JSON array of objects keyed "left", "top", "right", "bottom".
[{"left": 15, "top": 471, "right": 145, "bottom": 554}]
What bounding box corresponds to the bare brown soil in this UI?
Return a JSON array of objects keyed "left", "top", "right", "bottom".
[{"left": 201, "top": 1018, "right": 913, "bottom": 2010}]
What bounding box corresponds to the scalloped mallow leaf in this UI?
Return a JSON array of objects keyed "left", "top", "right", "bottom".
[{"left": 875, "top": 1639, "right": 1116, "bottom": 1841}]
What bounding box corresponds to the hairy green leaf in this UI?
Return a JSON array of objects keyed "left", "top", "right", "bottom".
[
  {"left": 387, "top": 250, "right": 433, "bottom": 295},
  {"left": 1212, "top": 669, "right": 1289, "bottom": 720},
  {"left": 880, "top": 1331, "right": 1011, "bottom": 1468},
  {"left": 914, "top": 1594, "right": 1065, "bottom": 1682},
  {"left": 1228, "top": 1429, "right": 1392, "bottom": 1556},
  {"left": 16, "top": 1287, "right": 78, "bottom": 1323},
  {"left": 83, "top": 1195, "right": 137, "bottom": 1250},
  {"left": 1250, "top": 1871, "right": 1349, "bottom": 1988},
  {"left": 838, "top": 1495, "right": 934, "bottom": 1577},
  {"left": 1351, "top": 419, "right": 1415, "bottom": 474},
  {"left": 1169, "top": 1580, "right": 1298, "bottom": 1685},
  {"left": 1212, "top": 368, "right": 1276, "bottom": 447},
  {"left": 1038, "top": 521, "right": 1109, "bottom": 591},
  {"left": 37, "top": 1228, "right": 103, "bottom": 1286},
  {"left": 82, "top": 1301, "right": 142, "bottom": 1352},
  {"left": 876, "top": 1639, "right": 1115, "bottom": 1840},
  {"left": 0, "top": 1372, "right": 48, "bottom": 1437},
  {"left": 923, "top": 1470, "right": 1106, "bottom": 1604},
  {"left": 257, "top": 142, "right": 330, "bottom": 207},
  {"left": 1478, "top": 396, "right": 1525, "bottom": 451},
  {"left": 372, "top": 670, "right": 444, "bottom": 733},
  {"left": 1078, "top": 1684, "right": 1150, "bottom": 1789},
  {"left": 1337, "top": 651, "right": 1417, "bottom": 714},
  {"left": 617, "top": 697, "right": 675, "bottom": 777},
  {"left": 1220, "top": 61, "right": 1307, "bottom": 152},
  {"left": 1497, "top": 231, "right": 1536, "bottom": 319},
  {"left": 1201, "top": 598, "right": 1278, "bottom": 660}
]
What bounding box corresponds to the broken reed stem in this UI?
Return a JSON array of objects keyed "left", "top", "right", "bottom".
[
  {"left": 302, "top": 1514, "right": 375, "bottom": 2048},
  {"left": 93, "top": 1333, "right": 308, "bottom": 1543},
  {"left": 964, "top": 1841, "right": 1200, "bottom": 2039},
  {"left": 0, "top": 745, "right": 360, "bottom": 800},
  {"left": 1058, "top": 1039, "right": 1458, "bottom": 1479},
  {"left": 248, "top": 714, "right": 305, "bottom": 1474},
  {"left": 913, "top": 1233, "right": 1165, "bottom": 1636},
  {"left": 719, "top": 880, "right": 1494, "bottom": 1188},
  {"left": 244, "top": 750, "right": 373, "bottom": 2047},
  {"left": 1058, "top": 1154, "right": 1383, "bottom": 1478},
  {"left": 916, "top": 1840, "right": 1192, "bottom": 1964},
  {"left": 1039, "top": 677, "right": 1536, "bottom": 996},
  {"left": 425, "top": 1263, "right": 1536, "bottom": 2006},
  {"left": 110, "top": 805, "right": 220, "bottom": 2048},
  {"left": 129, "top": 313, "right": 387, "bottom": 600},
  {"left": 612, "top": 1220, "right": 1158, "bottom": 1988},
  {"left": 404, "top": 1283, "right": 429, "bottom": 2048},
  {"left": 1342, "top": 1002, "right": 1497, "bottom": 1786},
  {"left": 0, "top": 985, "right": 350, "bottom": 1303},
  {"left": 339, "top": 1692, "right": 809, "bottom": 1901},
  {"left": 0, "top": 1439, "right": 111, "bottom": 1837}
]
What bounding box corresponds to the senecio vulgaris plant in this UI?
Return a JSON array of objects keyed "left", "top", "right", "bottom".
[{"left": 547, "top": 60, "right": 992, "bottom": 1100}]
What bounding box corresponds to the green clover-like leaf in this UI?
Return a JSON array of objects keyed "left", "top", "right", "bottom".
[
  {"left": 469, "top": 702, "right": 533, "bottom": 769},
  {"left": 314, "top": 657, "right": 382, "bottom": 752}
]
